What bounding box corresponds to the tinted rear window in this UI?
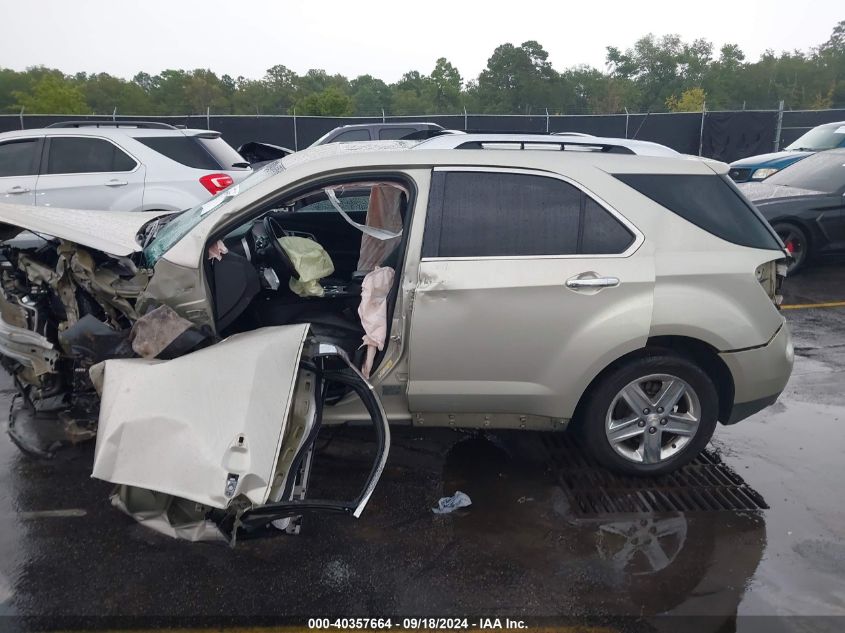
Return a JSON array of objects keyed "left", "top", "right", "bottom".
[
  {"left": 137, "top": 136, "right": 247, "bottom": 170},
  {"left": 614, "top": 173, "right": 781, "bottom": 250}
]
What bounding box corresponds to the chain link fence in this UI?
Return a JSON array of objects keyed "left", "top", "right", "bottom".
[{"left": 1, "top": 106, "right": 843, "bottom": 163}]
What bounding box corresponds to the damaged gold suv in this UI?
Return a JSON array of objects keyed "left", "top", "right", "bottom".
[{"left": 0, "top": 136, "right": 793, "bottom": 542}]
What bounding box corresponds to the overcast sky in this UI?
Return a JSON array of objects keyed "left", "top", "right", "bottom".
[{"left": 1, "top": 0, "right": 842, "bottom": 82}]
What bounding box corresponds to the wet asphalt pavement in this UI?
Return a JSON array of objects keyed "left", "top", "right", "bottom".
[{"left": 0, "top": 263, "right": 844, "bottom": 632}]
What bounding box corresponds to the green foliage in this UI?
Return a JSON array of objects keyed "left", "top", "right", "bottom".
[
  {"left": 350, "top": 74, "right": 391, "bottom": 115},
  {"left": 666, "top": 87, "right": 707, "bottom": 112},
  {"left": 77, "top": 72, "right": 152, "bottom": 114},
  {"left": 476, "top": 41, "right": 557, "bottom": 113},
  {"left": 2, "top": 21, "right": 845, "bottom": 117},
  {"left": 14, "top": 74, "right": 87, "bottom": 114},
  {"left": 294, "top": 87, "right": 354, "bottom": 116},
  {"left": 430, "top": 58, "right": 462, "bottom": 112}
]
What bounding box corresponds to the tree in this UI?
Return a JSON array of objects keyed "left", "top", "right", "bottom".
[
  {"left": 349, "top": 74, "right": 391, "bottom": 115},
  {"left": 430, "top": 58, "right": 462, "bottom": 112},
  {"left": 477, "top": 41, "right": 558, "bottom": 113},
  {"left": 0, "top": 68, "right": 34, "bottom": 112},
  {"left": 562, "top": 66, "right": 637, "bottom": 114},
  {"left": 183, "top": 69, "right": 229, "bottom": 113},
  {"left": 607, "top": 34, "right": 688, "bottom": 110},
  {"left": 263, "top": 64, "right": 298, "bottom": 113},
  {"left": 78, "top": 72, "right": 152, "bottom": 114},
  {"left": 14, "top": 74, "right": 87, "bottom": 114},
  {"left": 295, "top": 69, "right": 349, "bottom": 96},
  {"left": 294, "top": 87, "right": 354, "bottom": 116},
  {"left": 819, "top": 20, "right": 845, "bottom": 56},
  {"left": 230, "top": 76, "right": 272, "bottom": 114},
  {"left": 144, "top": 69, "right": 190, "bottom": 114},
  {"left": 390, "top": 70, "right": 436, "bottom": 114},
  {"left": 666, "top": 87, "right": 707, "bottom": 111},
  {"left": 391, "top": 89, "right": 431, "bottom": 115}
]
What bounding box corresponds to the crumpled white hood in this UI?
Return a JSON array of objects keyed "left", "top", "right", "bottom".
[{"left": 0, "top": 201, "right": 165, "bottom": 256}]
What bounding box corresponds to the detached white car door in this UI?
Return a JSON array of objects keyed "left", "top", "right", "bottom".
[
  {"left": 92, "top": 324, "right": 389, "bottom": 535},
  {"left": 407, "top": 167, "right": 655, "bottom": 421},
  {"left": 0, "top": 136, "right": 43, "bottom": 205},
  {"left": 35, "top": 136, "right": 145, "bottom": 211}
]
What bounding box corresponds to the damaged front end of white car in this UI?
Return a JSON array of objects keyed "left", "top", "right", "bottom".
[{"left": 0, "top": 201, "right": 390, "bottom": 545}]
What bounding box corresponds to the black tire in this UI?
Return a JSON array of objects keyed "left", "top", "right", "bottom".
[
  {"left": 579, "top": 353, "right": 719, "bottom": 476},
  {"left": 772, "top": 222, "right": 809, "bottom": 275}
]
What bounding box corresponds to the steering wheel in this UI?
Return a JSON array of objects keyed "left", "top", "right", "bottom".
[{"left": 258, "top": 215, "right": 299, "bottom": 280}]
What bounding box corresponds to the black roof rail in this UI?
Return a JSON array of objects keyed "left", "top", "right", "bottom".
[
  {"left": 454, "top": 139, "right": 635, "bottom": 154},
  {"left": 46, "top": 120, "right": 178, "bottom": 130}
]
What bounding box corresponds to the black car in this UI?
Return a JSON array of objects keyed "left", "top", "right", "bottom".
[{"left": 738, "top": 148, "right": 845, "bottom": 273}]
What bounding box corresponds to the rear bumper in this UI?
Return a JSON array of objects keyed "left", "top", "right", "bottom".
[
  {"left": 719, "top": 321, "right": 793, "bottom": 424},
  {"left": 0, "top": 311, "right": 58, "bottom": 376}
]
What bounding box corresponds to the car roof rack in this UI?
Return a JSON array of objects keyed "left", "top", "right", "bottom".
[
  {"left": 415, "top": 133, "right": 679, "bottom": 157},
  {"left": 46, "top": 120, "right": 178, "bottom": 130},
  {"left": 456, "top": 139, "right": 634, "bottom": 154}
]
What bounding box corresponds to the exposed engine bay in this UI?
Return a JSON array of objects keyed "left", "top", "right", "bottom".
[{"left": 0, "top": 178, "right": 408, "bottom": 543}]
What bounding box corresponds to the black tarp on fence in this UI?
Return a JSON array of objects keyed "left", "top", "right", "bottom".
[
  {"left": 701, "top": 111, "right": 778, "bottom": 162},
  {"left": 1, "top": 108, "right": 844, "bottom": 163}
]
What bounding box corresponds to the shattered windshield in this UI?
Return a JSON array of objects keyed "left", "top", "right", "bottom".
[{"left": 143, "top": 159, "right": 286, "bottom": 266}]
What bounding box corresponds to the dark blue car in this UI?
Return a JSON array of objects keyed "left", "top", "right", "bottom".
[{"left": 729, "top": 120, "right": 845, "bottom": 182}]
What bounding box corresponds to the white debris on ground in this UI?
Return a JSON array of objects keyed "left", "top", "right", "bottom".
[{"left": 432, "top": 491, "right": 472, "bottom": 514}]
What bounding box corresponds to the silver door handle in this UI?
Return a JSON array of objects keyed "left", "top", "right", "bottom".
[
  {"left": 566, "top": 276, "right": 620, "bottom": 289},
  {"left": 6, "top": 186, "right": 30, "bottom": 194},
  {"left": 104, "top": 179, "right": 128, "bottom": 187}
]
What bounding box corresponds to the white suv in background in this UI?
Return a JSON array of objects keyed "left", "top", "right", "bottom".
[{"left": 0, "top": 121, "right": 251, "bottom": 212}]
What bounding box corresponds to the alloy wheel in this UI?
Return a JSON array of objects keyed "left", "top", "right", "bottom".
[{"left": 604, "top": 374, "right": 701, "bottom": 465}]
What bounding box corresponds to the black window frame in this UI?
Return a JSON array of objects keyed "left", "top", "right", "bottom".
[
  {"left": 42, "top": 136, "right": 138, "bottom": 175},
  {"left": 0, "top": 137, "right": 44, "bottom": 178},
  {"left": 421, "top": 168, "right": 637, "bottom": 259}
]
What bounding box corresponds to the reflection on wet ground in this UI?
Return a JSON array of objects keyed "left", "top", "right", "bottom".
[{"left": 0, "top": 263, "right": 842, "bottom": 630}]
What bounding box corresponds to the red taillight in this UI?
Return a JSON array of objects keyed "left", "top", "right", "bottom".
[{"left": 199, "top": 173, "right": 234, "bottom": 195}]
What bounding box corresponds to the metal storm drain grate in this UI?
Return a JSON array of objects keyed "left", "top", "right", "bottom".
[{"left": 542, "top": 434, "right": 768, "bottom": 516}]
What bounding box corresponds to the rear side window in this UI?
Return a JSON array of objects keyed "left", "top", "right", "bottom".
[
  {"left": 582, "top": 197, "right": 636, "bottom": 254},
  {"left": 0, "top": 138, "right": 40, "bottom": 177},
  {"left": 46, "top": 137, "right": 136, "bottom": 174},
  {"left": 614, "top": 173, "right": 781, "bottom": 250},
  {"left": 378, "top": 127, "right": 416, "bottom": 140},
  {"left": 422, "top": 171, "right": 634, "bottom": 258},
  {"left": 137, "top": 136, "right": 221, "bottom": 170},
  {"left": 332, "top": 129, "right": 371, "bottom": 143}
]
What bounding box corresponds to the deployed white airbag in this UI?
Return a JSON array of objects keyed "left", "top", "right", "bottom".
[
  {"left": 358, "top": 266, "right": 395, "bottom": 378},
  {"left": 92, "top": 324, "right": 310, "bottom": 509}
]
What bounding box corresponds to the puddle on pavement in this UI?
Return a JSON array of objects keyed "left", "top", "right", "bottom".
[{"left": 437, "top": 433, "right": 767, "bottom": 618}]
